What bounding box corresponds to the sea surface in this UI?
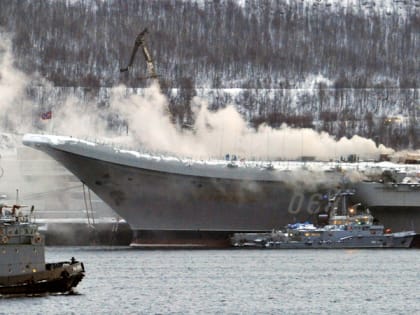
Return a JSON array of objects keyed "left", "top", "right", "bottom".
[{"left": 1, "top": 247, "right": 419, "bottom": 315}]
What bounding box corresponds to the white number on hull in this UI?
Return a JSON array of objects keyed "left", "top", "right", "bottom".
[
  {"left": 306, "top": 193, "right": 322, "bottom": 214},
  {"left": 288, "top": 192, "right": 304, "bottom": 214},
  {"left": 287, "top": 192, "right": 332, "bottom": 215}
]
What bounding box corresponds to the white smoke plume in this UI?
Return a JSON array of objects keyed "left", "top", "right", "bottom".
[
  {"left": 108, "top": 81, "right": 394, "bottom": 161},
  {"left": 0, "top": 33, "right": 33, "bottom": 133},
  {"left": 0, "top": 30, "right": 398, "bottom": 163},
  {"left": 52, "top": 94, "right": 109, "bottom": 139}
]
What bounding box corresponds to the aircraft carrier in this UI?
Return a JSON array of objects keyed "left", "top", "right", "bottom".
[{"left": 22, "top": 134, "right": 420, "bottom": 247}]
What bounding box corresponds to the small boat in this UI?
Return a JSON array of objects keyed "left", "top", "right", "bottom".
[
  {"left": 0, "top": 197, "right": 85, "bottom": 296},
  {"left": 231, "top": 191, "right": 418, "bottom": 249}
]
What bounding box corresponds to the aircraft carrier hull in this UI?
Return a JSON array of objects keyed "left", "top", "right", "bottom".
[
  {"left": 23, "top": 134, "right": 419, "bottom": 247},
  {"left": 23, "top": 135, "right": 349, "bottom": 247}
]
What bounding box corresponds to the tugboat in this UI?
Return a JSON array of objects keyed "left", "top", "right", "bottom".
[
  {"left": 231, "top": 191, "right": 418, "bottom": 249},
  {"left": 0, "top": 193, "right": 85, "bottom": 295}
]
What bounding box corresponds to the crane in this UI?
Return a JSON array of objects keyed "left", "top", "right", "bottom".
[{"left": 120, "top": 27, "right": 158, "bottom": 80}]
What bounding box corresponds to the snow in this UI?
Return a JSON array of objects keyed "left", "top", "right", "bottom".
[
  {"left": 22, "top": 133, "right": 97, "bottom": 147},
  {"left": 21, "top": 133, "right": 420, "bottom": 175}
]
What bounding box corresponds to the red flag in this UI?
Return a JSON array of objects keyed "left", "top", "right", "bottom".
[{"left": 41, "top": 111, "right": 52, "bottom": 120}]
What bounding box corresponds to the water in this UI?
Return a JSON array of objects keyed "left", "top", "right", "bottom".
[{"left": 1, "top": 247, "right": 419, "bottom": 315}]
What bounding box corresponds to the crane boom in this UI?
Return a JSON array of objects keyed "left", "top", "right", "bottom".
[{"left": 120, "top": 27, "right": 158, "bottom": 79}]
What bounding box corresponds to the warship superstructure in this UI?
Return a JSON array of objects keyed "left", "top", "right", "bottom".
[{"left": 23, "top": 134, "right": 420, "bottom": 247}]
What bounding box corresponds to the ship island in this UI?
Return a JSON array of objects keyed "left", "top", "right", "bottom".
[{"left": 22, "top": 134, "right": 420, "bottom": 248}]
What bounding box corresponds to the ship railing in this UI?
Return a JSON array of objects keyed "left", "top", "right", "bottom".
[
  {"left": 0, "top": 215, "right": 17, "bottom": 223},
  {"left": 0, "top": 212, "right": 33, "bottom": 223},
  {"left": 392, "top": 231, "right": 416, "bottom": 237},
  {"left": 340, "top": 236, "right": 354, "bottom": 241}
]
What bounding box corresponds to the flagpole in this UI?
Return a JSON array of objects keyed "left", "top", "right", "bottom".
[{"left": 50, "top": 110, "right": 54, "bottom": 134}]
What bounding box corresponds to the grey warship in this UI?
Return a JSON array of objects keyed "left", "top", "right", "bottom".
[
  {"left": 231, "top": 192, "right": 417, "bottom": 249},
  {"left": 22, "top": 134, "right": 347, "bottom": 247},
  {"left": 0, "top": 197, "right": 85, "bottom": 295},
  {"left": 22, "top": 134, "right": 420, "bottom": 247}
]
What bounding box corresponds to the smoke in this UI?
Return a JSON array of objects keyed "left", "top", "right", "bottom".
[
  {"left": 0, "top": 30, "right": 398, "bottom": 163},
  {"left": 107, "top": 81, "right": 393, "bottom": 161},
  {"left": 52, "top": 94, "right": 110, "bottom": 139},
  {"left": 0, "top": 33, "right": 33, "bottom": 133}
]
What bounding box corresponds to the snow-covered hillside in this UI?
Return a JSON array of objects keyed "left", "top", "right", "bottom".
[{"left": 0, "top": 0, "right": 419, "bottom": 150}]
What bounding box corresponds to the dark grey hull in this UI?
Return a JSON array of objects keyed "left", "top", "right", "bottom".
[{"left": 36, "top": 147, "right": 334, "bottom": 228}]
